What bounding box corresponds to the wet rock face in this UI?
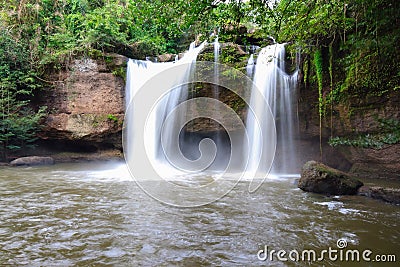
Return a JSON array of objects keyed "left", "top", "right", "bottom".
[
  {"left": 298, "top": 161, "right": 363, "bottom": 195},
  {"left": 299, "top": 87, "right": 400, "bottom": 140},
  {"left": 183, "top": 43, "right": 251, "bottom": 134},
  {"left": 183, "top": 83, "right": 248, "bottom": 133},
  {"left": 298, "top": 85, "right": 400, "bottom": 179},
  {"left": 38, "top": 55, "right": 126, "bottom": 150},
  {"left": 339, "top": 145, "right": 400, "bottom": 179}
]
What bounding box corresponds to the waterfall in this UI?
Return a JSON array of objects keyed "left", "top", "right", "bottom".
[
  {"left": 125, "top": 40, "right": 298, "bottom": 180},
  {"left": 212, "top": 36, "right": 222, "bottom": 157},
  {"left": 246, "top": 44, "right": 298, "bottom": 174},
  {"left": 125, "top": 41, "right": 206, "bottom": 167},
  {"left": 246, "top": 54, "right": 254, "bottom": 77},
  {"left": 124, "top": 40, "right": 299, "bottom": 206},
  {"left": 213, "top": 36, "right": 221, "bottom": 106},
  {"left": 213, "top": 36, "right": 220, "bottom": 103}
]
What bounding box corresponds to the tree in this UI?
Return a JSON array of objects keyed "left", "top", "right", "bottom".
[{"left": 0, "top": 29, "right": 46, "bottom": 161}]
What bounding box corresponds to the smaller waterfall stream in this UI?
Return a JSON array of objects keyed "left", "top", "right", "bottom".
[
  {"left": 212, "top": 36, "right": 222, "bottom": 159},
  {"left": 214, "top": 36, "right": 220, "bottom": 93},
  {"left": 246, "top": 54, "right": 254, "bottom": 77},
  {"left": 246, "top": 44, "right": 299, "bottom": 174}
]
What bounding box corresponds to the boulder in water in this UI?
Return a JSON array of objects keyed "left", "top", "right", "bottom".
[
  {"left": 10, "top": 156, "right": 55, "bottom": 167},
  {"left": 358, "top": 186, "right": 400, "bottom": 204},
  {"left": 298, "top": 161, "right": 363, "bottom": 195}
]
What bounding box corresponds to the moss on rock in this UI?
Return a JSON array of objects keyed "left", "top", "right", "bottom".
[{"left": 298, "top": 161, "right": 363, "bottom": 195}]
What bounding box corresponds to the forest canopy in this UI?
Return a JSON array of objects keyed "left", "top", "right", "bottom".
[{"left": 0, "top": 0, "right": 399, "bottom": 158}]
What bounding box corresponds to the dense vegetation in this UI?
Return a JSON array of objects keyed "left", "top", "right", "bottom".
[
  {"left": 0, "top": 29, "right": 46, "bottom": 160},
  {"left": 0, "top": 0, "right": 399, "bottom": 159}
]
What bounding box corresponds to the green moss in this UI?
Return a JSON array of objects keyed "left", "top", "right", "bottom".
[
  {"left": 220, "top": 45, "right": 248, "bottom": 69},
  {"left": 107, "top": 114, "right": 119, "bottom": 124},
  {"left": 313, "top": 49, "right": 324, "bottom": 116},
  {"left": 112, "top": 66, "right": 126, "bottom": 80},
  {"left": 230, "top": 98, "right": 246, "bottom": 113}
]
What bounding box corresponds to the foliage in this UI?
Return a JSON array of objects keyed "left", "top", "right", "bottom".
[
  {"left": 245, "top": 0, "right": 399, "bottom": 100},
  {"left": 313, "top": 49, "right": 323, "bottom": 115},
  {"left": 329, "top": 119, "right": 400, "bottom": 149},
  {"left": 0, "top": 0, "right": 399, "bottom": 158},
  {"left": 329, "top": 132, "right": 400, "bottom": 149},
  {"left": 111, "top": 66, "right": 126, "bottom": 80},
  {"left": 107, "top": 114, "right": 119, "bottom": 124},
  {"left": 0, "top": 0, "right": 219, "bottom": 65},
  {"left": 2, "top": 0, "right": 397, "bottom": 85},
  {"left": 0, "top": 29, "right": 47, "bottom": 160}
]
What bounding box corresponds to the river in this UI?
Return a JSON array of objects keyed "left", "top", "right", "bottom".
[{"left": 0, "top": 162, "right": 399, "bottom": 266}]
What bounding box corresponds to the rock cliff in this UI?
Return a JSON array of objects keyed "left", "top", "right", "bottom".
[
  {"left": 298, "top": 86, "right": 400, "bottom": 179},
  {"left": 34, "top": 46, "right": 399, "bottom": 180},
  {"left": 37, "top": 54, "right": 126, "bottom": 155}
]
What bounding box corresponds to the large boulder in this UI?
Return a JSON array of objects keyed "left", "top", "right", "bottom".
[
  {"left": 10, "top": 156, "right": 55, "bottom": 167},
  {"left": 298, "top": 161, "right": 363, "bottom": 195}
]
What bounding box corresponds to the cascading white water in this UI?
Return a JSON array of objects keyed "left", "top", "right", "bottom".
[
  {"left": 125, "top": 41, "right": 206, "bottom": 167},
  {"left": 246, "top": 54, "right": 254, "bottom": 77},
  {"left": 214, "top": 36, "right": 220, "bottom": 86},
  {"left": 212, "top": 36, "right": 222, "bottom": 156},
  {"left": 246, "top": 43, "right": 298, "bottom": 174},
  {"left": 125, "top": 41, "right": 298, "bottom": 179}
]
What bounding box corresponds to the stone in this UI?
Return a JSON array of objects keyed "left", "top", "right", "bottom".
[
  {"left": 157, "top": 53, "right": 175, "bottom": 62},
  {"left": 298, "top": 161, "right": 363, "bottom": 195},
  {"left": 358, "top": 186, "right": 400, "bottom": 204},
  {"left": 345, "top": 145, "right": 400, "bottom": 179},
  {"left": 298, "top": 86, "right": 400, "bottom": 180},
  {"left": 10, "top": 156, "right": 55, "bottom": 167},
  {"left": 37, "top": 55, "right": 124, "bottom": 149}
]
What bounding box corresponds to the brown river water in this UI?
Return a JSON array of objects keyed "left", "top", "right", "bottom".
[{"left": 0, "top": 162, "right": 399, "bottom": 266}]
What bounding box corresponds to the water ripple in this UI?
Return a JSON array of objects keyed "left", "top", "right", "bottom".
[{"left": 0, "top": 163, "right": 399, "bottom": 266}]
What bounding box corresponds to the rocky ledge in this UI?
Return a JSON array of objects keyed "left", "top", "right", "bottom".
[
  {"left": 298, "top": 161, "right": 363, "bottom": 195},
  {"left": 358, "top": 186, "right": 400, "bottom": 205},
  {"left": 37, "top": 54, "right": 126, "bottom": 151}
]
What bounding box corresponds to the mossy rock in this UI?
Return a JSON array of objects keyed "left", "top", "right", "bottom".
[
  {"left": 197, "top": 43, "right": 250, "bottom": 74},
  {"left": 298, "top": 161, "right": 363, "bottom": 195}
]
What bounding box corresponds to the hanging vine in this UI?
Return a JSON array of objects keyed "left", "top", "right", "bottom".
[
  {"left": 329, "top": 41, "right": 334, "bottom": 138},
  {"left": 314, "top": 48, "right": 323, "bottom": 158}
]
